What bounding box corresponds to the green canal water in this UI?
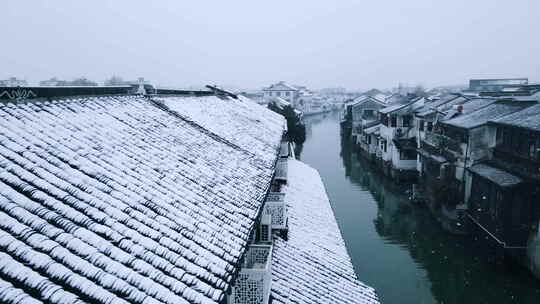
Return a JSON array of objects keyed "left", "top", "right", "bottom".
[{"left": 297, "top": 112, "right": 540, "bottom": 304}]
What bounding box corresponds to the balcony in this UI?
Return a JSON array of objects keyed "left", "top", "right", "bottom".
[
  {"left": 264, "top": 192, "right": 287, "bottom": 230},
  {"left": 230, "top": 244, "right": 272, "bottom": 304},
  {"left": 423, "top": 132, "right": 462, "bottom": 154},
  {"left": 275, "top": 159, "right": 288, "bottom": 182}
]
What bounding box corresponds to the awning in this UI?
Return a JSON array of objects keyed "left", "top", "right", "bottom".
[
  {"left": 392, "top": 137, "right": 417, "bottom": 151},
  {"left": 468, "top": 163, "right": 522, "bottom": 187},
  {"left": 364, "top": 124, "right": 381, "bottom": 135},
  {"left": 417, "top": 148, "right": 448, "bottom": 164}
]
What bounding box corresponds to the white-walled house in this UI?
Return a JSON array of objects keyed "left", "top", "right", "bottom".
[
  {"left": 263, "top": 81, "right": 301, "bottom": 107},
  {"left": 378, "top": 97, "right": 425, "bottom": 180},
  {"left": 349, "top": 96, "right": 386, "bottom": 143}
]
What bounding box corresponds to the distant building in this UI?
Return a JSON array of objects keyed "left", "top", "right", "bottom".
[
  {"left": 0, "top": 77, "right": 27, "bottom": 87},
  {"left": 40, "top": 77, "right": 98, "bottom": 86},
  {"left": 320, "top": 87, "right": 346, "bottom": 95},
  {"left": 263, "top": 81, "right": 300, "bottom": 107},
  {"left": 378, "top": 96, "right": 425, "bottom": 181},
  {"left": 469, "top": 78, "right": 528, "bottom": 92},
  {"left": 39, "top": 77, "right": 66, "bottom": 86}
]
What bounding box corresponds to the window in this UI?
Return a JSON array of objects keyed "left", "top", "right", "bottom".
[
  {"left": 419, "top": 120, "right": 425, "bottom": 131},
  {"left": 390, "top": 115, "right": 397, "bottom": 127},
  {"left": 529, "top": 141, "right": 537, "bottom": 159},
  {"left": 427, "top": 122, "right": 433, "bottom": 132},
  {"left": 259, "top": 224, "right": 270, "bottom": 242},
  {"left": 381, "top": 114, "right": 389, "bottom": 126},
  {"left": 400, "top": 150, "right": 417, "bottom": 160},
  {"left": 277, "top": 92, "right": 281, "bottom": 97},
  {"left": 286, "top": 91, "right": 290, "bottom": 96},
  {"left": 381, "top": 140, "right": 387, "bottom": 152},
  {"left": 496, "top": 127, "right": 503, "bottom": 145},
  {"left": 363, "top": 109, "right": 374, "bottom": 119},
  {"left": 367, "top": 135, "right": 372, "bottom": 144},
  {"left": 402, "top": 115, "right": 412, "bottom": 127}
]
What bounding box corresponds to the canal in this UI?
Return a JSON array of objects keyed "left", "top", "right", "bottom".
[{"left": 297, "top": 112, "right": 540, "bottom": 304}]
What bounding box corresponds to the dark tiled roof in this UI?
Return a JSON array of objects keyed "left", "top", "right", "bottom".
[
  {"left": 444, "top": 100, "right": 531, "bottom": 129},
  {"left": 468, "top": 163, "right": 522, "bottom": 187},
  {"left": 271, "top": 160, "right": 379, "bottom": 304},
  {"left": 379, "top": 97, "right": 423, "bottom": 114},
  {"left": 350, "top": 96, "right": 386, "bottom": 107},
  {"left": 0, "top": 95, "right": 285, "bottom": 304},
  {"left": 415, "top": 95, "right": 466, "bottom": 117},
  {"left": 491, "top": 103, "right": 540, "bottom": 131}
]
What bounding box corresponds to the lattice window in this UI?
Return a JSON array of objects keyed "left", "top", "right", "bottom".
[
  {"left": 264, "top": 202, "right": 286, "bottom": 228},
  {"left": 242, "top": 246, "right": 270, "bottom": 268},
  {"left": 231, "top": 245, "right": 272, "bottom": 304},
  {"left": 232, "top": 273, "right": 264, "bottom": 304},
  {"left": 266, "top": 192, "right": 285, "bottom": 202}
]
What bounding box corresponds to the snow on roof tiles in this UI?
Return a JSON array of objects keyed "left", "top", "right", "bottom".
[
  {"left": 444, "top": 100, "right": 533, "bottom": 129},
  {"left": 364, "top": 124, "right": 382, "bottom": 134},
  {"left": 155, "top": 95, "right": 285, "bottom": 165},
  {"left": 0, "top": 94, "right": 285, "bottom": 304},
  {"left": 379, "top": 97, "right": 423, "bottom": 114},
  {"left": 263, "top": 82, "right": 299, "bottom": 92},
  {"left": 492, "top": 103, "right": 540, "bottom": 131},
  {"left": 271, "top": 160, "right": 380, "bottom": 304},
  {"left": 468, "top": 163, "right": 522, "bottom": 187}
]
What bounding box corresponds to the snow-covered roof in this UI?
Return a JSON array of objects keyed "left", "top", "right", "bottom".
[
  {"left": 372, "top": 93, "right": 388, "bottom": 103},
  {"left": 415, "top": 95, "right": 464, "bottom": 117},
  {"left": 418, "top": 149, "right": 448, "bottom": 164},
  {"left": 440, "top": 98, "right": 496, "bottom": 121},
  {"left": 364, "top": 124, "right": 381, "bottom": 135},
  {"left": 0, "top": 94, "right": 285, "bottom": 304},
  {"left": 491, "top": 103, "right": 540, "bottom": 131},
  {"left": 443, "top": 100, "right": 533, "bottom": 129},
  {"left": 269, "top": 96, "right": 292, "bottom": 109},
  {"left": 468, "top": 163, "right": 522, "bottom": 187},
  {"left": 379, "top": 97, "right": 423, "bottom": 114},
  {"left": 350, "top": 95, "right": 386, "bottom": 107},
  {"left": 271, "top": 160, "right": 379, "bottom": 304},
  {"left": 263, "top": 81, "right": 299, "bottom": 92},
  {"left": 155, "top": 95, "right": 285, "bottom": 164}
]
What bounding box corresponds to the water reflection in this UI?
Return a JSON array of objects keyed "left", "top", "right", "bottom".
[{"left": 297, "top": 112, "right": 540, "bottom": 304}]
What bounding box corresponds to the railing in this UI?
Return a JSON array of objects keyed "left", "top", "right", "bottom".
[
  {"left": 492, "top": 148, "right": 540, "bottom": 180},
  {"left": 266, "top": 192, "right": 285, "bottom": 202},
  {"left": 275, "top": 159, "right": 288, "bottom": 182},
  {"left": 423, "top": 132, "right": 462, "bottom": 154},
  {"left": 231, "top": 244, "right": 273, "bottom": 304}
]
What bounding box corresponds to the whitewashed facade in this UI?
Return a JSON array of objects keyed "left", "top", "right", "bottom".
[{"left": 263, "top": 81, "right": 300, "bottom": 107}]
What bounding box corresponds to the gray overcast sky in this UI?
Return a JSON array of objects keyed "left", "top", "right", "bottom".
[{"left": 2, "top": 0, "right": 539, "bottom": 90}]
